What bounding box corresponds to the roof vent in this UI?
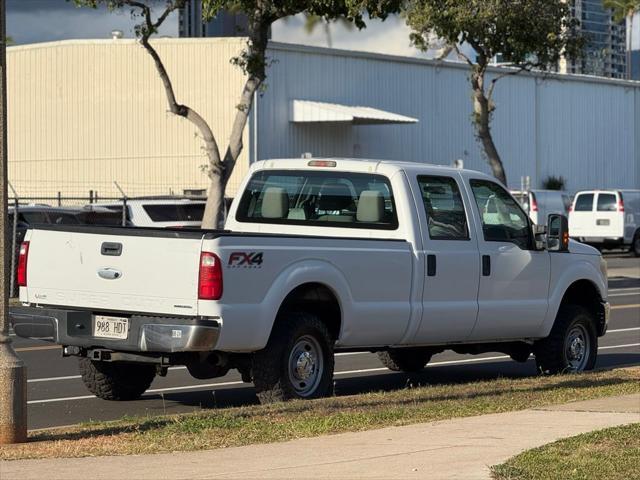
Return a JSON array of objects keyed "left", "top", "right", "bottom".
[{"left": 111, "top": 30, "right": 124, "bottom": 40}]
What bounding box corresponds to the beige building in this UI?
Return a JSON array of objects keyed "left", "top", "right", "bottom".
[{"left": 7, "top": 38, "right": 250, "bottom": 199}]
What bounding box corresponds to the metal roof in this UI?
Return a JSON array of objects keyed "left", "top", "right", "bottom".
[{"left": 290, "top": 100, "right": 419, "bottom": 125}]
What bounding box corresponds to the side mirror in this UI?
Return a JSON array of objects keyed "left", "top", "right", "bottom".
[
  {"left": 547, "top": 214, "right": 569, "bottom": 252},
  {"left": 532, "top": 224, "right": 547, "bottom": 250}
]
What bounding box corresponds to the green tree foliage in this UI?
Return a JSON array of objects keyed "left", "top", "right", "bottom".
[{"left": 405, "top": 0, "right": 584, "bottom": 186}]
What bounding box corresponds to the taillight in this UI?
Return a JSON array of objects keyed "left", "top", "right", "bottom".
[
  {"left": 618, "top": 194, "right": 624, "bottom": 212},
  {"left": 17, "top": 241, "right": 30, "bottom": 287},
  {"left": 530, "top": 193, "right": 538, "bottom": 212},
  {"left": 198, "top": 252, "right": 222, "bottom": 300}
]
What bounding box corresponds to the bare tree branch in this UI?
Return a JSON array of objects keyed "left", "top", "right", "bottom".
[
  {"left": 487, "top": 65, "right": 530, "bottom": 103},
  {"left": 452, "top": 43, "right": 474, "bottom": 67},
  {"left": 123, "top": 0, "right": 223, "bottom": 174}
]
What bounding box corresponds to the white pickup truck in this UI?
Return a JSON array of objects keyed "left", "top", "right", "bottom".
[{"left": 12, "top": 159, "right": 610, "bottom": 403}]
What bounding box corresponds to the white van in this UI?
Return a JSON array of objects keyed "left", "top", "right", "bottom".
[
  {"left": 511, "top": 190, "right": 571, "bottom": 225},
  {"left": 569, "top": 190, "right": 640, "bottom": 255}
]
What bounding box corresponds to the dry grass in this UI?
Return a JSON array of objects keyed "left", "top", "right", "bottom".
[
  {"left": 491, "top": 423, "right": 640, "bottom": 480},
  {"left": 1, "top": 367, "right": 639, "bottom": 461}
]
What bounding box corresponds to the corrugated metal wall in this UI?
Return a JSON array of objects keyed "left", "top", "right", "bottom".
[
  {"left": 7, "top": 38, "right": 249, "bottom": 198},
  {"left": 259, "top": 43, "right": 640, "bottom": 192},
  {"left": 7, "top": 39, "right": 639, "bottom": 199}
]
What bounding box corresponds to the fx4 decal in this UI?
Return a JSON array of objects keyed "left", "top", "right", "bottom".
[{"left": 228, "top": 252, "right": 264, "bottom": 268}]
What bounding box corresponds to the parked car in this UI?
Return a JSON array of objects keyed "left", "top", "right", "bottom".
[
  {"left": 511, "top": 190, "right": 571, "bottom": 225},
  {"left": 8, "top": 205, "right": 123, "bottom": 247},
  {"left": 91, "top": 198, "right": 206, "bottom": 228},
  {"left": 12, "top": 159, "right": 609, "bottom": 404},
  {"left": 569, "top": 189, "right": 640, "bottom": 256}
]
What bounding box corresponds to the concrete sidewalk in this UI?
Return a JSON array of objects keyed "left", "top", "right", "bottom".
[{"left": 1, "top": 394, "right": 638, "bottom": 480}]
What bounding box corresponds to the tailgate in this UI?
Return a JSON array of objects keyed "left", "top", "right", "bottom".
[{"left": 22, "top": 227, "right": 205, "bottom": 316}]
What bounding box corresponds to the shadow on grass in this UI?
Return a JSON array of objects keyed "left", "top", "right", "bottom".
[{"left": 31, "top": 368, "right": 636, "bottom": 444}]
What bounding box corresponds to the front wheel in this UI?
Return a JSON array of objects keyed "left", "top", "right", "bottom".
[
  {"left": 79, "top": 359, "right": 156, "bottom": 400},
  {"left": 534, "top": 305, "right": 597, "bottom": 375},
  {"left": 252, "top": 312, "right": 335, "bottom": 404}
]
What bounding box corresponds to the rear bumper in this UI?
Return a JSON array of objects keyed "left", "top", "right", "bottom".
[{"left": 9, "top": 306, "right": 220, "bottom": 353}]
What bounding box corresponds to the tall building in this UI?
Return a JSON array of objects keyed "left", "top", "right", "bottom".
[
  {"left": 633, "top": 50, "right": 640, "bottom": 79},
  {"left": 560, "top": 0, "right": 627, "bottom": 79},
  {"left": 179, "top": 1, "right": 247, "bottom": 37}
]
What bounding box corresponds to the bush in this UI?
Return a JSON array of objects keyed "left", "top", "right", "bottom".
[{"left": 542, "top": 175, "right": 566, "bottom": 191}]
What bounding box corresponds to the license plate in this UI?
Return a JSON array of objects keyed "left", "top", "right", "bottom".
[
  {"left": 93, "top": 315, "right": 129, "bottom": 340},
  {"left": 596, "top": 219, "right": 610, "bottom": 226}
]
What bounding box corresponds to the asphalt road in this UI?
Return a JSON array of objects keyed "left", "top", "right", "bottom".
[{"left": 10, "top": 254, "right": 640, "bottom": 431}]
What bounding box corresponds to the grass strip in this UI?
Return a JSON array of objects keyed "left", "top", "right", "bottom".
[
  {"left": 491, "top": 423, "right": 640, "bottom": 480},
  {"left": 1, "top": 367, "right": 639, "bottom": 461}
]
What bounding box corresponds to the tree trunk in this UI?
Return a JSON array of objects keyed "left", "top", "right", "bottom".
[
  {"left": 200, "top": 20, "right": 270, "bottom": 229},
  {"left": 629, "top": 13, "right": 634, "bottom": 80},
  {"left": 471, "top": 70, "right": 507, "bottom": 186}
]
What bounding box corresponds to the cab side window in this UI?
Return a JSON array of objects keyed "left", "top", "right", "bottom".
[
  {"left": 418, "top": 175, "right": 469, "bottom": 240},
  {"left": 470, "top": 180, "right": 531, "bottom": 249}
]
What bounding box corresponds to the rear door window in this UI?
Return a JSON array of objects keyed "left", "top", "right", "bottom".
[
  {"left": 596, "top": 193, "right": 617, "bottom": 212},
  {"left": 574, "top": 194, "right": 594, "bottom": 211},
  {"left": 418, "top": 176, "right": 469, "bottom": 240}
]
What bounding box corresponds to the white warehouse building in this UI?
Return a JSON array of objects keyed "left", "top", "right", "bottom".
[{"left": 7, "top": 38, "right": 640, "bottom": 199}]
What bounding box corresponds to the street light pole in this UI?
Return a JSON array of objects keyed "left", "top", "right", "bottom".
[{"left": 0, "top": 0, "right": 27, "bottom": 444}]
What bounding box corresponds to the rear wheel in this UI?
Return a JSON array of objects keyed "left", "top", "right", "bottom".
[
  {"left": 378, "top": 348, "right": 432, "bottom": 373},
  {"left": 79, "top": 358, "right": 156, "bottom": 401},
  {"left": 252, "top": 312, "right": 334, "bottom": 404},
  {"left": 534, "top": 305, "right": 597, "bottom": 375}
]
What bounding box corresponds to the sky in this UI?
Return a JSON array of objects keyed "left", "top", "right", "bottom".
[
  {"left": 6, "top": 1, "right": 640, "bottom": 55},
  {"left": 6, "top": 0, "right": 441, "bottom": 59}
]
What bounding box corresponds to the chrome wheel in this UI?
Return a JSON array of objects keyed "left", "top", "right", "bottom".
[
  {"left": 565, "top": 325, "right": 590, "bottom": 372},
  {"left": 287, "top": 335, "right": 324, "bottom": 397}
]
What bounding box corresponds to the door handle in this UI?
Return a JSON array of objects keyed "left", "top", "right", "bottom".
[
  {"left": 101, "top": 242, "right": 122, "bottom": 256},
  {"left": 427, "top": 254, "right": 436, "bottom": 277},
  {"left": 482, "top": 255, "right": 491, "bottom": 276}
]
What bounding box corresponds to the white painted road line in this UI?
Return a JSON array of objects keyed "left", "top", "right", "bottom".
[
  {"left": 607, "top": 327, "right": 640, "bottom": 334},
  {"left": 28, "top": 374, "right": 82, "bottom": 384},
  {"left": 599, "top": 343, "right": 640, "bottom": 350},
  {"left": 26, "top": 343, "right": 640, "bottom": 405}
]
